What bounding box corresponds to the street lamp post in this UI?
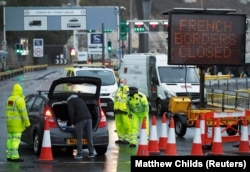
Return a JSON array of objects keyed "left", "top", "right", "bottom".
[
  {"left": 128, "top": 0, "right": 132, "bottom": 54},
  {"left": 120, "top": 6, "right": 126, "bottom": 58},
  {"left": 0, "top": 1, "right": 6, "bottom": 71}
]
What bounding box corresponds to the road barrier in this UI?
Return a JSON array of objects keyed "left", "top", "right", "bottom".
[
  {"left": 201, "top": 110, "right": 250, "bottom": 147},
  {"left": 204, "top": 74, "right": 231, "bottom": 89},
  {"left": 23, "top": 64, "right": 48, "bottom": 72},
  {"left": 205, "top": 74, "right": 231, "bottom": 81},
  {"left": 0, "top": 64, "right": 48, "bottom": 80},
  {"left": 140, "top": 109, "right": 250, "bottom": 156}
]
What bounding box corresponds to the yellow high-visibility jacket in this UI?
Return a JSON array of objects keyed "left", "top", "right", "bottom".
[
  {"left": 6, "top": 83, "right": 30, "bottom": 133},
  {"left": 114, "top": 85, "right": 129, "bottom": 112}
]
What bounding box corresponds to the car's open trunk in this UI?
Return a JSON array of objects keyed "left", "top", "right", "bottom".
[{"left": 51, "top": 100, "right": 100, "bottom": 131}]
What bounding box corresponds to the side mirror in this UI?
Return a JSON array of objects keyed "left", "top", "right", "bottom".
[{"left": 151, "top": 77, "right": 158, "bottom": 84}]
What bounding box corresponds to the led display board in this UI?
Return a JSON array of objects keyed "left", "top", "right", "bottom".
[{"left": 168, "top": 13, "right": 246, "bottom": 65}]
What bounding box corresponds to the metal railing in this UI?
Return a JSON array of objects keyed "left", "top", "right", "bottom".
[
  {"left": 0, "top": 64, "right": 48, "bottom": 80},
  {"left": 207, "top": 89, "right": 250, "bottom": 110},
  {"left": 205, "top": 76, "right": 250, "bottom": 90}
]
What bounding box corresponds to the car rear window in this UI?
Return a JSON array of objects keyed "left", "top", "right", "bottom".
[
  {"left": 76, "top": 70, "right": 116, "bottom": 86},
  {"left": 54, "top": 83, "right": 97, "bottom": 95}
]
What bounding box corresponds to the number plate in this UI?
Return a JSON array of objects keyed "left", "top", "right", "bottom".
[
  {"left": 67, "top": 139, "right": 88, "bottom": 145},
  {"left": 101, "top": 103, "right": 107, "bottom": 107}
]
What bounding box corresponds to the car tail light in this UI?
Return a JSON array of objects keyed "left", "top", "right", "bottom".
[
  {"left": 44, "top": 105, "right": 57, "bottom": 128},
  {"left": 98, "top": 108, "right": 107, "bottom": 128},
  {"left": 98, "top": 99, "right": 107, "bottom": 128}
]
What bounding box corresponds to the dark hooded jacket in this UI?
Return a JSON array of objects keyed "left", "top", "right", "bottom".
[{"left": 67, "top": 95, "right": 91, "bottom": 125}]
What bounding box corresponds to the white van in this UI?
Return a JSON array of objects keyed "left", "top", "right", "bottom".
[
  {"left": 75, "top": 51, "right": 88, "bottom": 64},
  {"left": 64, "top": 64, "right": 118, "bottom": 116},
  {"left": 118, "top": 53, "right": 205, "bottom": 116}
]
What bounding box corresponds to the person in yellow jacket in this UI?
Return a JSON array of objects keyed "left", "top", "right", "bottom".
[
  {"left": 113, "top": 78, "right": 131, "bottom": 144},
  {"left": 127, "top": 87, "right": 149, "bottom": 147},
  {"left": 6, "top": 83, "right": 30, "bottom": 162}
]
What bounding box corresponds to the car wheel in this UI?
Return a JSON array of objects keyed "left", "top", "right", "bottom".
[
  {"left": 33, "top": 131, "right": 42, "bottom": 155},
  {"left": 95, "top": 145, "right": 108, "bottom": 155},
  {"left": 174, "top": 114, "right": 187, "bottom": 137},
  {"left": 226, "top": 125, "right": 238, "bottom": 136}
]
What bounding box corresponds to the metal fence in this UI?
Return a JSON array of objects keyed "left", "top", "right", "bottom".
[
  {"left": 206, "top": 89, "right": 250, "bottom": 110},
  {"left": 205, "top": 76, "right": 250, "bottom": 90}
]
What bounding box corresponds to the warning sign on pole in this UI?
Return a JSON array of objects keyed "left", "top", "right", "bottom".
[{"left": 33, "top": 38, "right": 44, "bottom": 57}]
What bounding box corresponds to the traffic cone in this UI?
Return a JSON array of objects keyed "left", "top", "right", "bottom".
[
  {"left": 165, "top": 117, "right": 177, "bottom": 155},
  {"left": 137, "top": 118, "right": 149, "bottom": 156},
  {"left": 159, "top": 113, "right": 168, "bottom": 152},
  {"left": 35, "top": 118, "right": 57, "bottom": 163},
  {"left": 148, "top": 115, "right": 160, "bottom": 155},
  {"left": 200, "top": 113, "right": 205, "bottom": 145},
  {"left": 190, "top": 119, "right": 203, "bottom": 155},
  {"left": 238, "top": 118, "right": 250, "bottom": 154},
  {"left": 209, "top": 118, "right": 224, "bottom": 155}
]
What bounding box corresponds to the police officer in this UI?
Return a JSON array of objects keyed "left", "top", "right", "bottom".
[
  {"left": 6, "top": 83, "right": 30, "bottom": 162},
  {"left": 113, "top": 78, "right": 131, "bottom": 144},
  {"left": 127, "top": 87, "right": 149, "bottom": 147}
]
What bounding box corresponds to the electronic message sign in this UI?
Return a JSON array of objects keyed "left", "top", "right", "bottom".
[{"left": 168, "top": 14, "right": 246, "bottom": 65}]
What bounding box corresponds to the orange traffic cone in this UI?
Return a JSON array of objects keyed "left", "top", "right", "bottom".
[
  {"left": 35, "top": 118, "right": 57, "bottom": 163},
  {"left": 165, "top": 117, "right": 177, "bottom": 156},
  {"left": 209, "top": 118, "right": 223, "bottom": 155},
  {"left": 238, "top": 118, "right": 250, "bottom": 154},
  {"left": 137, "top": 118, "right": 149, "bottom": 156},
  {"left": 190, "top": 119, "right": 203, "bottom": 155},
  {"left": 148, "top": 115, "right": 160, "bottom": 155},
  {"left": 200, "top": 113, "right": 205, "bottom": 145},
  {"left": 159, "top": 113, "right": 168, "bottom": 152}
]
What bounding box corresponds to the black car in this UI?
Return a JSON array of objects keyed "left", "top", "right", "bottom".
[{"left": 21, "top": 76, "right": 109, "bottom": 155}]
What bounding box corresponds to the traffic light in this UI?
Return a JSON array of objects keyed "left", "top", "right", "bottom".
[
  {"left": 134, "top": 22, "right": 145, "bottom": 32},
  {"left": 104, "top": 29, "right": 112, "bottom": 32},
  {"left": 15, "top": 43, "right": 23, "bottom": 55},
  {"left": 149, "top": 22, "right": 159, "bottom": 32},
  {"left": 70, "top": 48, "right": 76, "bottom": 57},
  {"left": 163, "top": 21, "right": 169, "bottom": 32},
  {"left": 87, "top": 29, "right": 96, "bottom": 33},
  {"left": 120, "top": 20, "right": 128, "bottom": 40},
  {"left": 107, "top": 41, "right": 112, "bottom": 52}
]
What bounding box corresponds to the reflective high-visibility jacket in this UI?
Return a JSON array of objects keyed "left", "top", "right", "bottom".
[
  {"left": 114, "top": 85, "right": 129, "bottom": 112},
  {"left": 6, "top": 83, "right": 30, "bottom": 133},
  {"left": 127, "top": 92, "right": 149, "bottom": 115}
]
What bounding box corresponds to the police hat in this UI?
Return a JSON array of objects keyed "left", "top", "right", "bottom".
[{"left": 129, "top": 87, "right": 138, "bottom": 95}]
